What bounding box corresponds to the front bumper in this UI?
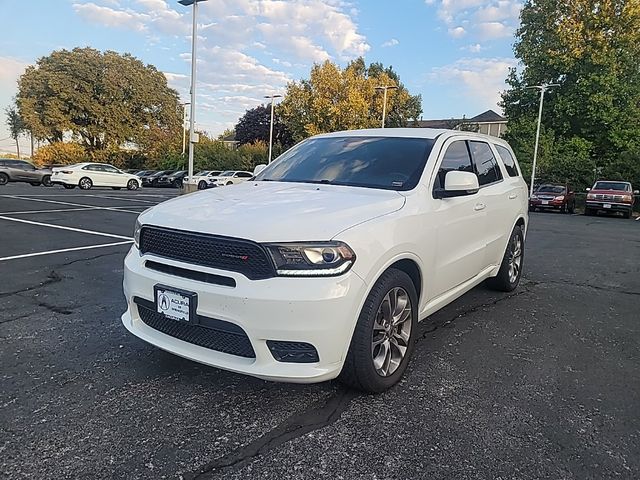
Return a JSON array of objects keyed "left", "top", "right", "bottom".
[
  {"left": 530, "top": 200, "right": 564, "bottom": 209},
  {"left": 586, "top": 201, "right": 632, "bottom": 213},
  {"left": 121, "top": 247, "right": 368, "bottom": 383}
]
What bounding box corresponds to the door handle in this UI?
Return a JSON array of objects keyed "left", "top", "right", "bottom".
[
  {"left": 508, "top": 193, "right": 518, "bottom": 199},
  {"left": 474, "top": 203, "right": 486, "bottom": 211}
]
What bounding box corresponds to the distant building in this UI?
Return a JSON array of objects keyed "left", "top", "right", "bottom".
[
  {"left": 415, "top": 109, "right": 507, "bottom": 137},
  {"left": 221, "top": 132, "right": 239, "bottom": 150}
]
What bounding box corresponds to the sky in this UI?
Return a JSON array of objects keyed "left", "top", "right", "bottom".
[{"left": 0, "top": 0, "right": 522, "bottom": 155}]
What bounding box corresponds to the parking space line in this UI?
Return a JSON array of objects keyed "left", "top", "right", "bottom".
[
  {"left": 0, "top": 241, "right": 133, "bottom": 262},
  {"left": 0, "top": 206, "right": 146, "bottom": 215},
  {"left": 87, "top": 194, "right": 160, "bottom": 204},
  {"left": 0, "top": 195, "right": 143, "bottom": 214},
  {"left": 0, "top": 215, "right": 133, "bottom": 240}
]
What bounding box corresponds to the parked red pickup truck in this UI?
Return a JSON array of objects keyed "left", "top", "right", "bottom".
[{"left": 585, "top": 181, "right": 638, "bottom": 219}]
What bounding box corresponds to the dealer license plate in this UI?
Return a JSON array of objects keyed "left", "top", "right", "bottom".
[
  {"left": 155, "top": 286, "right": 195, "bottom": 322},
  {"left": 603, "top": 203, "right": 612, "bottom": 209},
  {"left": 541, "top": 200, "right": 549, "bottom": 205}
]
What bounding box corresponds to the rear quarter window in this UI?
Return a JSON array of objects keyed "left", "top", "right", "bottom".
[
  {"left": 495, "top": 145, "right": 520, "bottom": 177},
  {"left": 469, "top": 141, "right": 503, "bottom": 186}
]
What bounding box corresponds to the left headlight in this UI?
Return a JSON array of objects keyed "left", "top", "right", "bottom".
[
  {"left": 265, "top": 242, "right": 356, "bottom": 277},
  {"left": 133, "top": 219, "right": 142, "bottom": 248},
  {"left": 555, "top": 195, "right": 565, "bottom": 201}
]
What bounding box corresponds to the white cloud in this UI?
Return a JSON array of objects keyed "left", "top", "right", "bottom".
[
  {"left": 70, "top": 0, "right": 369, "bottom": 135},
  {"left": 463, "top": 43, "right": 483, "bottom": 52},
  {"left": 381, "top": 38, "right": 399, "bottom": 48},
  {"left": 426, "top": 0, "right": 522, "bottom": 43},
  {"left": 429, "top": 57, "right": 516, "bottom": 112},
  {"left": 448, "top": 26, "right": 466, "bottom": 38}
]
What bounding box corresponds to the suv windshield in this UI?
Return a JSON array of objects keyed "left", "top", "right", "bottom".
[
  {"left": 255, "top": 136, "right": 436, "bottom": 191},
  {"left": 593, "top": 181, "right": 629, "bottom": 191},
  {"left": 536, "top": 185, "right": 565, "bottom": 194}
]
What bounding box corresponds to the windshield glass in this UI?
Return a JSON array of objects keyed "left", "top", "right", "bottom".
[
  {"left": 195, "top": 171, "right": 209, "bottom": 176},
  {"left": 255, "top": 136, "right": 435, "bottom": 191},
  {"left": 220, "top": 171, "right": 235, "bottom": 176},
  {"left": 593, "top": 181, "right": 629, "bottom": 191},
  {"left": 536, "top": 185, "right": 565, "bottom": 194}
]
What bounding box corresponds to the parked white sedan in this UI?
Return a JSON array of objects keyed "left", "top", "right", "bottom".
[
  {"left": 182, "top": 171, "right": 222, "bottom": 190},
  {"left": 52, "top": 163, "right": 141, "bottom": 190},
  {"left": 207, "top": 170, "right": 254, "bottom": 187}
]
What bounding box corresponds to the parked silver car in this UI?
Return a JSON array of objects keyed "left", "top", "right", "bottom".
[{"left": 0, "top": 159, "right": 53, "bottom": 187}]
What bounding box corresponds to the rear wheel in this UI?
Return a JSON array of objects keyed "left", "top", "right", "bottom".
[
  {"left": 198, "top": 180, "right": 207, "bottom": 190},
  {"left": 0, "top": 173, "right": 8, "bottom": 185},
  {"left": 127, "top": 179, "right": 139, "bottom": 190},
  {"left": 41, "top": 175, "right": 52, "bottom": 187},
  {"left": 486, "top": 225, "right": 524, "bottom": 292},
  {"left": 79, "top": 177, "right": 93, "bottom": 190},
  {"left": 339, "top": 268, "right": 418, "bottom": 393},
  {"left": 63, "top": 184, "right": 76, "bottom": 190}
]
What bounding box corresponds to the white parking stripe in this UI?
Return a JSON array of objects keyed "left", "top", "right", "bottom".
[
  {"left": 87, "top": 194, "right": 159, "bottom": 204},
  {"left": 0, "top": 215, "right": 133, "bottom": 240},
  {"left": 0, "top": 241, "right": 133, "bottom": 262},
  {"left": 0, "top": 206, "right": 146, "bottom": 215},
  {"left": 0, "top": 195, "right": 143, "bottom": 214}
]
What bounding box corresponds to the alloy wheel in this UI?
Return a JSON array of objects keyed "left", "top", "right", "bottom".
[
  {"left": 372, "top": 287, "right": 412, "bottom": 377},
  {"left": 508, "top": 235, "right": 523, "bottom": 284}
]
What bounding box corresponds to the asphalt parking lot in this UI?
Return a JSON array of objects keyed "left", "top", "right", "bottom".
[{"left": 2, "top": 183, "right": 639, "bottom": 479}]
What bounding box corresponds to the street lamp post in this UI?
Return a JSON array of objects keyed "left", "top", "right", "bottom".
[
  {"left": 375, "top": 85, "right": 398, "bottom": 128},
  {"left": 264, "top": 94, "right": 282, "bottom": 164},
  {"left": 178, "top": 0, "right": 207, "bottom": 185},
  {"left": 181, "top": 102, "right": 190, "bottom": 156},
  {"left": 527, "top": 83, "right": 559, "bottom": 197}
]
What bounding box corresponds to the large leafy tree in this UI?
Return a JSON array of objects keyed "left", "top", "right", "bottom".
[
  {"left": 17, "top": 47, "right": 181, "bottom": 151},
  {"left": 280, "top": 58, "right": 422, "bottom": 142},
  {"left": 234, "top": 105, "right": 293, "bottom": 147},
  {"left": 501, "top": 0, "right": 640, "bottom": 189}
]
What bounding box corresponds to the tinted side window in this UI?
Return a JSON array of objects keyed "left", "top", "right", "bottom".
[
  {"left": 238, "top": 172, "right": 253, "bottom": 178},
  {"left": 102, "top": 165, "right": 119, "bottom": 173},
  {"left": 469, "top": 141, "right": 502, "bottom": 186},
  {"left": 495, "top": 145, "right": 519, "bottom": 177},
  {"left": 434, "top": 141, "right": 474, "bottom": 190}
]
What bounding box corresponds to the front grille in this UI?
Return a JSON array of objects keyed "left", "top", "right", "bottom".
[
  {"left": 594, "top": 194, "right": 623, "bottom": 202},
  {"left": 135, "top": 298, "right": 255, "bottom": 358},
  {"left": 140, "top": 226, "right": 275, "bottom": 280}
]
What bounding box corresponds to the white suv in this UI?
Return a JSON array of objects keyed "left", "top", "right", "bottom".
[{"left": 122, "top": 129, "right": 528, "bottom": 392}]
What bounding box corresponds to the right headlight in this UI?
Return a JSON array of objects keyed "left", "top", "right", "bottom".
[{"left": 265, "top": 241, "right": 356, "bottom": 277}]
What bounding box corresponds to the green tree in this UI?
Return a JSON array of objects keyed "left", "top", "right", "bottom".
[
  {"left": 234, "top": 105, "right": 293, "bottom": 147},
  {"left": 279, "top": 58, "right": 422, "bottom": 142},
  {"left": 5, "top": 105, "right": 26, "bottom": 158},
  {"left": 501, "top": 0, "right": 640, "bottom": 189},
  {"left": 17, "top": 47, "right": 181, "bottom": 152}
]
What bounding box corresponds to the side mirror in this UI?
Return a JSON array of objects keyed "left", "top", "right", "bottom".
[
  {"left": 439, "top": 171, "right": 479, "bottom": 198},
  {"left": 634, "top": 190, "right": 639, "bottom": 195},
  {"left": 585, "top": 188, "right": 591, "bottom": 192},
  {"left": 253, "top": 164, "right": 267, "bottom": 176}
]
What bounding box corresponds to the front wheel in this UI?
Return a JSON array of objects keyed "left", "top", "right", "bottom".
[
  {"left": 0, "top": 173, "right": 8, "bottom": 185},
  {"left": 623, "top": 209, "right": 632, "bottom": 219},
  {"left": 198, "top": 180, "right": 207, "bottom": 190},
  {"left": 568, "top": 202, "right": 575, "bottom": 214},
  {"left": 79, "top": 177, "right": 93, "bottom": 190},
  {"left": 226, "top": 181, "right": 233, "bottom": 186},
  {"left": 42, "top": 175, "right": 52, "bottom": 187},
  {"left": 486, "top": 225, "right": 524, "bottom": 292},
  {"left": 339, "top": 268, "right": 418, "bottom": 393},
  {"left": 127, "top": 179, "right": 139, "bottom": 190}
]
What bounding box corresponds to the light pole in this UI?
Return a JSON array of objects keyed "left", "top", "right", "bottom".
[
  {"left": 264, "top": 94, "right": 282, "bottom": 164},
  {"left": 180, "top": 102, "right": 190, "bottom": 156},
  {"left": 178, "top": 0, "right": 207, "bottom": 184},
  {"left": 375, "top": 85, "right": 398, "bottom": 128},
  {"left": 527, "top": 83, "right": 559, "bottom": 197}
]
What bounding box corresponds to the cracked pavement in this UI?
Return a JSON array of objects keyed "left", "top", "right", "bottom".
[{"left": 1, "top": 184, "right": 639, "bottom": 479}]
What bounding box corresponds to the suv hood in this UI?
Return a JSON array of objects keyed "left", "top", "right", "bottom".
[{"left": 140, "top": 181, "right": 406, "bottom": 242}]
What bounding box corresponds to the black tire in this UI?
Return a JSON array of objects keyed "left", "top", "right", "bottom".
[
  {"left": 560, "top": 203, "right": 568, "bottom": 214},
  {"left": 30, "top": 182, "right": 41, "bottom": 186},
  {"left": 79, "top": 177, "right": 92, "bottom": 190},
  {"left": 568, "top": 202, "right": 575, "bottom": 214},
  {"left": 226, "top": 181, "right": 233, "bottom": 186},
  {"left": 486, "top": 225, "right": 524, "bottom": 293},
  {"left": 63, "top": 184, "right": 76, "bottom": 190},
  {"left": 0, "top": 173, "right": 8, "bottom": 185},
  {"left": 198, "top": 180, "right": 207, "bottom": 190},
  {"left": 339, "top": 268, "right": 418, "bottom": 393},
  {"left": 41, "top": 175, "right": 52, "bottom": 187},
  {"left": 127, "top": 179, "right": 139, "bottom": 190},
  {"left": 112, "top": 187, "right": 122, "bottom": 190},
  {"left": 623, "top": 209, "right": 632, "bottom": 219}
]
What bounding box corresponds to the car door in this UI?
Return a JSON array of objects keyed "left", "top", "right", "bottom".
[
  {"left": 81, "top": 164, "right": 107, "bottom": 186},
  {"left": 429, "top": 139, "right": 487, "bottom": 298},
  {"left": 11, "top": 161, "right": 33, "bottom": 181},
  {"left": 468, "top": 141, "right": 514, "bottom": 269},
  {"left": 102, "top": 165, "right": 125, "bottom": 186}
]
